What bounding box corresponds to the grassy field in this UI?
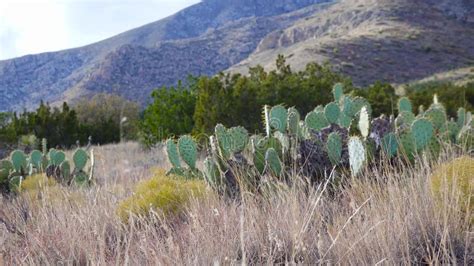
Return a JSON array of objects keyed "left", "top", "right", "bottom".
[{"left": 0, "top": 142, "right": 472, "bottom": 264}]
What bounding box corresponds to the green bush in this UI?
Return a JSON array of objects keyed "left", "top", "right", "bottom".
[
  {"left": 74, "top": 93, "right": 141, "bottom": 144},
  {"left": 406, "top": 81, "right": 474, "bottom": 117},
  {"left": 117, "top": 169, "right": 207, "bottom": 222},
  {"left": 140, "top": 82, "right": 197, "bottom": 147}
]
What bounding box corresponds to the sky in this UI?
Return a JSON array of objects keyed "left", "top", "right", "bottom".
[{"left": 0, "top": 0, "right": 200, "bottom": 60}]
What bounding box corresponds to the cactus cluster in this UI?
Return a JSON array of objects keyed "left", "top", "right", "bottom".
[
  {"left": 166, "top": 135, "right": 199, "bottom": 178},
  {"left": 0, "top": 139, "right": 94, "bottom": 193},
  {"left": 164, "top": 84, "right": 473, "bottom": 196}
]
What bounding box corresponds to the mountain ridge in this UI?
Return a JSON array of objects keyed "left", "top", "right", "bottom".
[{"left": 1, "top": 0, "right": 473, "bottom": 111}]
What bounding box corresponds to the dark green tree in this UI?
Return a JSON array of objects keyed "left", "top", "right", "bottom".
[{"left": 141, "top": 83, "right": 197, "bottom": 146}]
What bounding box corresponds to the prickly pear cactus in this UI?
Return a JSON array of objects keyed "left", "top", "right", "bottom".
[
  {"left": 305, "top": 111, "right": 329, "bottom": 131},
  {"left": 228, "top": 126, "right": 249, "bottom": 153},
  {"left": 254, "top": 137, "right": 282, "bottom": 174},
  {"left": 395, "top": 111, "right": 415, "bottom": 130},
  {"left": 264, "top": 105, "right": 271, "bottom": 137},
  {"left": 274, "top": 131, "right": 290, "bottom": 155},
  {"left": 381, "top": 133, "right": 398, "bottom": 158},
  {"left": 411, "top": 118, "right": 434, "bottom": 150},
  {"left": 399, "top": 130, "right": 416, "bottom": 161},
  {"left": 398, "top": 97, "right": 412, "bottom": 113},
  {"left": 178, "top": 135, "right": 197, "bottom": 169},
  {"left": 48, "top": 149, "right": 57, "bottom": 162},
  {"left": 73, "top": 149, "right": 88, "bottom": 171},
  {"left": 287, "top": 107, "right": 300, "bottom": 136},
  {"left": 269, "top": 105, "right": 288, "bottom": 133},
  {"left": 203, "top": 157, "right": 220, "bottom": 187},
  {"left": 358, "top": 106, "right": 370, "bottom": 139},
  {"left": 215, "top": 124, "right": 231, "bottom": 159},
  {"left": 11, "top": 150, "right": 27, "bottom": 173},
  {"left": 60, "top": 161, "right": 71, "bottom": 181},
  {"left": 74, "top": 172, "right": 88, "bottom": 186},
  {"left": 348, "top": 137, "right": 366, "bottom": 177},
  {"left": 427, "top": 137, "right": 441, "bottom": 158},
  {"left": 325, "top": 102, "right": 341, "bottom": 124},
  {"left": 265, "top": 148, "right": 282, "bottom": 177},
  {"left": 326, "top": 132, "right": 342, "bottom": 165},
  {"left": 457, "top": 107, "right": 466, "bottom": 127},
  {"left": 314, "top": 105, "right": 324, "bottom": 113},
  {"left": 424, "top": 107, "right": 447, "bottom": 130},
  {"left": 341, "top": 96, "right": 355, "bottom": 117},
  {"left": 52, "top": 151, "right": 66, "bottom": 166},
  {"left": 352, "top": 97, "right": 372, "bottom": 117},
  {"left": 30, "top": 150, "right": 43, "bottom": 169},
  {"left": 338, "top": 113, "right": 352, "bottom": 128},
  {"left": 332, "top": 83, "right": 344, "bottom": 102}
]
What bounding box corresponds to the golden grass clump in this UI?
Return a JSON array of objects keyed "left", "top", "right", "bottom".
[
  {"left": 430, "top": 156, "right": 473, "bottom": 216},
  {"left": 20, "top": 174, "right": 57, "bottom": 192},
  {"left": 117, "top": 169, "right": 207, "bottom": 221}
]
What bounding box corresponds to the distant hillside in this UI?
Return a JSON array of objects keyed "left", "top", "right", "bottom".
[
  {"left": 0, "top": 0, "right": 331, "bottom": 111},
  {"left": 0, "top": 0, "right": 473, "bottom": 111},
  {"left": 229, "top": 0, "right": 474, "bottom": 86}
]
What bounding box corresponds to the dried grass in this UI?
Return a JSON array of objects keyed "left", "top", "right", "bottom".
[{"left": 0, "top": 142, "right": 472, "bottom": 264}]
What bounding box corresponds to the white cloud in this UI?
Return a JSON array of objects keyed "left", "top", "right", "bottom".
[{"left": 0, "top": 0, "right": 200, "bottom": 60}]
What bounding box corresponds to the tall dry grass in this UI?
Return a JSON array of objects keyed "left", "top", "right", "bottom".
[{"left": 0, "top": 142, "right": 472, "bottom": 264}]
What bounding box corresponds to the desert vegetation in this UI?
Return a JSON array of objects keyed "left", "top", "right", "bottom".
[{"left": 0, "top": 59, "right": 473, "bottom": 264}]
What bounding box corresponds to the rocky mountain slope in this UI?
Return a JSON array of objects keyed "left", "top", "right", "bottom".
[
  {"left": 230, "top": 0, "right": 474, "bottom": 85},
  {"left": 0, "top": 0, "right": 473, "bottom": 111}
]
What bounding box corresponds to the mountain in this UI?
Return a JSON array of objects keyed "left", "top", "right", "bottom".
[
  {"left": 230, "top": 0, "right": 474, "bottom": 85},
  {"left": 0, "top": 0, "right": 473, "bottom": 111}
]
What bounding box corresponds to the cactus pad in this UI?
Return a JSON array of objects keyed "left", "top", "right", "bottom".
[
  {"left": 341, "top": 96, "right": 355, "bottom": 117},
  {"left": 411, "top": 119, "right": 434, "bottom": 150},
  {"left": 269, "top": 105, "right": 288, "bottom": 133},
  {"left": 215, "top": 124, "right": 231, "bottom": 159},
  {"left": 352, "top": 97, "right": 372, "bottom": 117},
  {"left": 178, "top": 135, "right": 198, "bottom": 169},
  {"left": 11, "top": 150, "right": 27, "bottom": 173},
  {"left": 324, "top": 102, "right": 340, "bottom": 124},
  {"left": 326, "top": 132, "right": 342, "bottom": 165},
  {"left": 358, "top": 106, "right": 370, "bottom": 138},
  {"left": 425, "top": 108, "right": 447, "bottom": 130},
  {"left": 254, "top": 137, "right": 282, "bottom": 174},
  {"left": 399, "top": 131, "right": 416, "bottom": 161},
  {"left": 287, "top": 107, "right": 300, "bottom": 136},
  {"left": 395, "top": 111, "right": 415, "bottom": 129},
  {"left": 332, "top": 83, "right": 344, "bottom": 102},
  {"left": 74, "top": 172, "right": 88, "bottom": 186},
  {"left": 457, "top": 107, "right": 466, "bottom": 127},
  {"left": 60, "top": 161, "right": 71, "bottom": 181},
  {"left": 265, "top": 148, "right": 282, "bottom": 176},
  {"left": 29, "top": 150, "right": 43, "bottom": 169},
  {"left": 203, "top": 157, "right": 220, "bottom": 187},
  {"left": 381, "top": 133, "right": 398, "bottom": 158},
  {"left": 52, "top": 151, "right": 66, "bottom": 166},
  {"left": 348, "top": 137, "right": 366, "bottom": 177},
  {"left": 338, "top": 113, "right": 352, "bottom": 128},
  {"left": 228, "top": 126, "right": 249, "bottom": 153},
  {"left": 73, "top": 149, "right": 88, "bottom": 171},
  {"left": 305, "top": 111, "right": 329, "bottom": 131},
  {"left": 314, "top": 105, "right": 324, "bottom": 113},
  {"left": 398, "top": 97, "right": 412, "bottom": 113}
]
